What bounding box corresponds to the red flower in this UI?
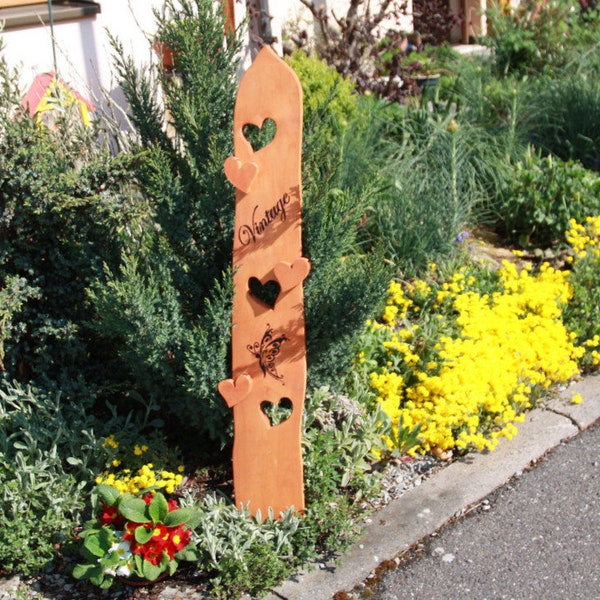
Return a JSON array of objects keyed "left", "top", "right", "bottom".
[
  {"left": 166, "top": 525, "right": 191, "bottom": 556},
  {"left": 98, "top": 504, "right": 126, "bottom": 530},
  {"left": 121, "top": 512, "right": 191, "bottom": 565},
  {"left": 142, "top": 545, "right": 164, "bottom": 566}
]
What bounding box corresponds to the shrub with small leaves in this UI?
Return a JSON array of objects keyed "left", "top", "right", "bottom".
[{"left": 498, "top": 148, "right": 600, "bottom": 247}]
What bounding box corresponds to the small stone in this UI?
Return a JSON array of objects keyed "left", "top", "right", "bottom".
[
  {"left": 441, "top": 553, "right": 455, "bottom": 563},
  {"left": 0, "top": 576, "right": 20, "bottom": 595}
]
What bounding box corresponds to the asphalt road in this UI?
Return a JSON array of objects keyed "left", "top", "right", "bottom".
[{"left": 366, "top": 419, "right": 600, "bottom": 600}]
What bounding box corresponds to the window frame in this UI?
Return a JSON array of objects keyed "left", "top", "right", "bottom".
[{"left": 0, "top": 1, "right": 101, "bottom": 29}]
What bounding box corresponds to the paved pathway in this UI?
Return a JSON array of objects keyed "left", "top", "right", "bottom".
[
  {"left": 368, "top": 419, "right": 600, "bottom": 599},
  {"left": 269, "top": 374, "right": 600, "bottom": 600}
]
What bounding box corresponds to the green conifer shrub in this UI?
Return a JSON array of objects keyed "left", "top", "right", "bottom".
[
  {"left": 95, "top": 1, "right": 391, "bottom": 442},
  {"left": 0, "top": 40, "right": 144, "bottom": 395}
]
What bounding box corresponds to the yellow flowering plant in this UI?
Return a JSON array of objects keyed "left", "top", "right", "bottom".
[
  {"left": 96, "top": 433, "right": 185, "bottom": 496},
  {"left": 563, "top": 216, "right": 600, "bottom": 372},
  {"left": 361, "top": 256, "right": 585, "bottom": 455}
]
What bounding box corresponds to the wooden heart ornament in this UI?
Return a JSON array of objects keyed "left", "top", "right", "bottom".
[
  {"left": 224, "top": 157, "right": 258, "bottom": 194},
  {"left": 274, "top": 258, "right": 311, "bottom": 292},
  {"left": 218, "top": 374, "right": 253, "bottom": 408},
  {"left": 222, "top": 47, "right": 306, "bottom": 518}
]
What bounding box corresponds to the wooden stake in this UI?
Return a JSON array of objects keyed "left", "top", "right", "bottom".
[{"left": 218, "top": 47, "right": 309, "bottom": 518}]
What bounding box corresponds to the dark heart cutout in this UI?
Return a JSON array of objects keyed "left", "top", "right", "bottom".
[
  {"left": 243, "top": 118, "right": 277, "bottom": 152},
  {"left": 248, "top": 277, "right": 280, "bottom": 308},
  {"left": 261, "top": 398, "right": 293, "bottom": 427}
]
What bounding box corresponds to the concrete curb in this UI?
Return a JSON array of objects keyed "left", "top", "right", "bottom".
[{"left": 267, "top": 374, "right": 600, "bottom": 600}]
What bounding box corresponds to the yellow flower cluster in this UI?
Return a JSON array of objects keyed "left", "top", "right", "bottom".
[
  {"left": 95, "top": 463, "right": 184, "bottom": 495},
  {"left": 566, "top": 216, "right": 600, "bottom": 260},
  {"left": 563, "top": 217, "right": 600, "bottom": 369},
  {"left": 369, "top": 260, "right": 584, "bottom": 454},
  {"left": 102, "top": 435, "right": 119, "bottom": 449},
  {"left": 582, "top": 335, "right": 600, "bottom": 367},
  {"left": 382, "top": 281, "right": 413, "bottom": 324}
]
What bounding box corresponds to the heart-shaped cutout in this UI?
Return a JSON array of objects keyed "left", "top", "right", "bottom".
[
  {"left": 261, "top": 398, "right": 293, "bottom": 427},
  {"left": 243, "top": 118, "right": 277, "bottom": 152},
  {"left": 248, "top": 277, "right": 281, "bottom": 308},
  {"left": 274, "top": 258, "right": 311, "bottom": 292},
  {"left": 224, "top": 157, "right": 258, "bottom": 194},
  {"left": 218, "top": 374, "right": 253, "bottom": 408}
]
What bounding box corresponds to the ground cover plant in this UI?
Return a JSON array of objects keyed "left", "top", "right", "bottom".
[
  {"left": 2, "top": 0, "right": 600, "bottom": 597},
  {"left": 360, "top": 247, "right": 596, "bottom": 457}
]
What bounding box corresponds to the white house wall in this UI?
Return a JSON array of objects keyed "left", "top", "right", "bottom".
[
  {"left": 0, "top": 1, "right": 164, "bottom": 105},
  {"left": 0, "top": 1, "right": 416, "bottom": 114}
]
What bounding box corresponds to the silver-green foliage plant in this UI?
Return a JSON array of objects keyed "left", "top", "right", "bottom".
[
  {"left": 293, "top": 387, "right": 388, "bottom": 563},
  {"left": 178, "top": 492, "right": 300, "bottom": 598},
  {"left": 0, "top": 381, "right": 108, "bottom": 575},
  {"left": 303, "top": 386, "right": 387, "bottom": 494}
]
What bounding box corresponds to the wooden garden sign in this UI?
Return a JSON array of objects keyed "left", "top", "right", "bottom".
[{"left": 218, "top": 47, "right": 309, "bottom": 518}]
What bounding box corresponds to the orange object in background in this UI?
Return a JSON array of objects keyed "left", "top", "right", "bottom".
[{"left": 218, "top": 47, "right": 309, "bottom": 519}]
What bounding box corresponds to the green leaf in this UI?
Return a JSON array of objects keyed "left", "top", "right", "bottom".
[
  {"left": 149, "top": 492, "right": 168, "bottom": 523},
  {"left": 96, "top": 484, "right": 121, "bottom": 506},
  {"left": 175, "top": 547, "right": 200, "bottom": 562},
  {"left": 118, "top": 497, "right": 150, "bottom": 523},
  {"left": 72, "top": 562, "right": 102, "bottom": 580},
  {"left": 163, "top": 507, "right": 197, "bottom": 527},
  {"left": 167, "top": 559, "right": 178, "bottom": 575},
  {"left": 134, "top": 525, "right": 153, "bottom": 545},
  {"left": 83, "top": 534, "right": 108, "bottom": 558},
  {"left": 90, "top": 572, "right": 108, "bottom": 587},
  {"left": 141, "top": 559, "right": 164, "bottom": 581},
  {"left": 133, "top": 553, "right": 145, "bottom": 576}
]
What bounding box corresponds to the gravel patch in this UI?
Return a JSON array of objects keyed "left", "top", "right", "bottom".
[{"left": 366, "top": 454, "right": 444, "bottom": 510}]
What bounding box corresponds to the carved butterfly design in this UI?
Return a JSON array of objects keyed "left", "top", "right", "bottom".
[{"left": 247, "top": 325, "right": 288, "bottom": 380}]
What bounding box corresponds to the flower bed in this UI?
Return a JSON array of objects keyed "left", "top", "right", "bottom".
[{"left": 361, "top": 220, "right": 600, "bottom": 456}]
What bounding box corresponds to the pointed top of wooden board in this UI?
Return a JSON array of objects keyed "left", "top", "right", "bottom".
[{"left": 232, "top": 46, "right": 303, "bottom": 161}]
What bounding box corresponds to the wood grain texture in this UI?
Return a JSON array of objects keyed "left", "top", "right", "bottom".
[{"left": 219, "top": 47, "right": 309, "bottom": 518}]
